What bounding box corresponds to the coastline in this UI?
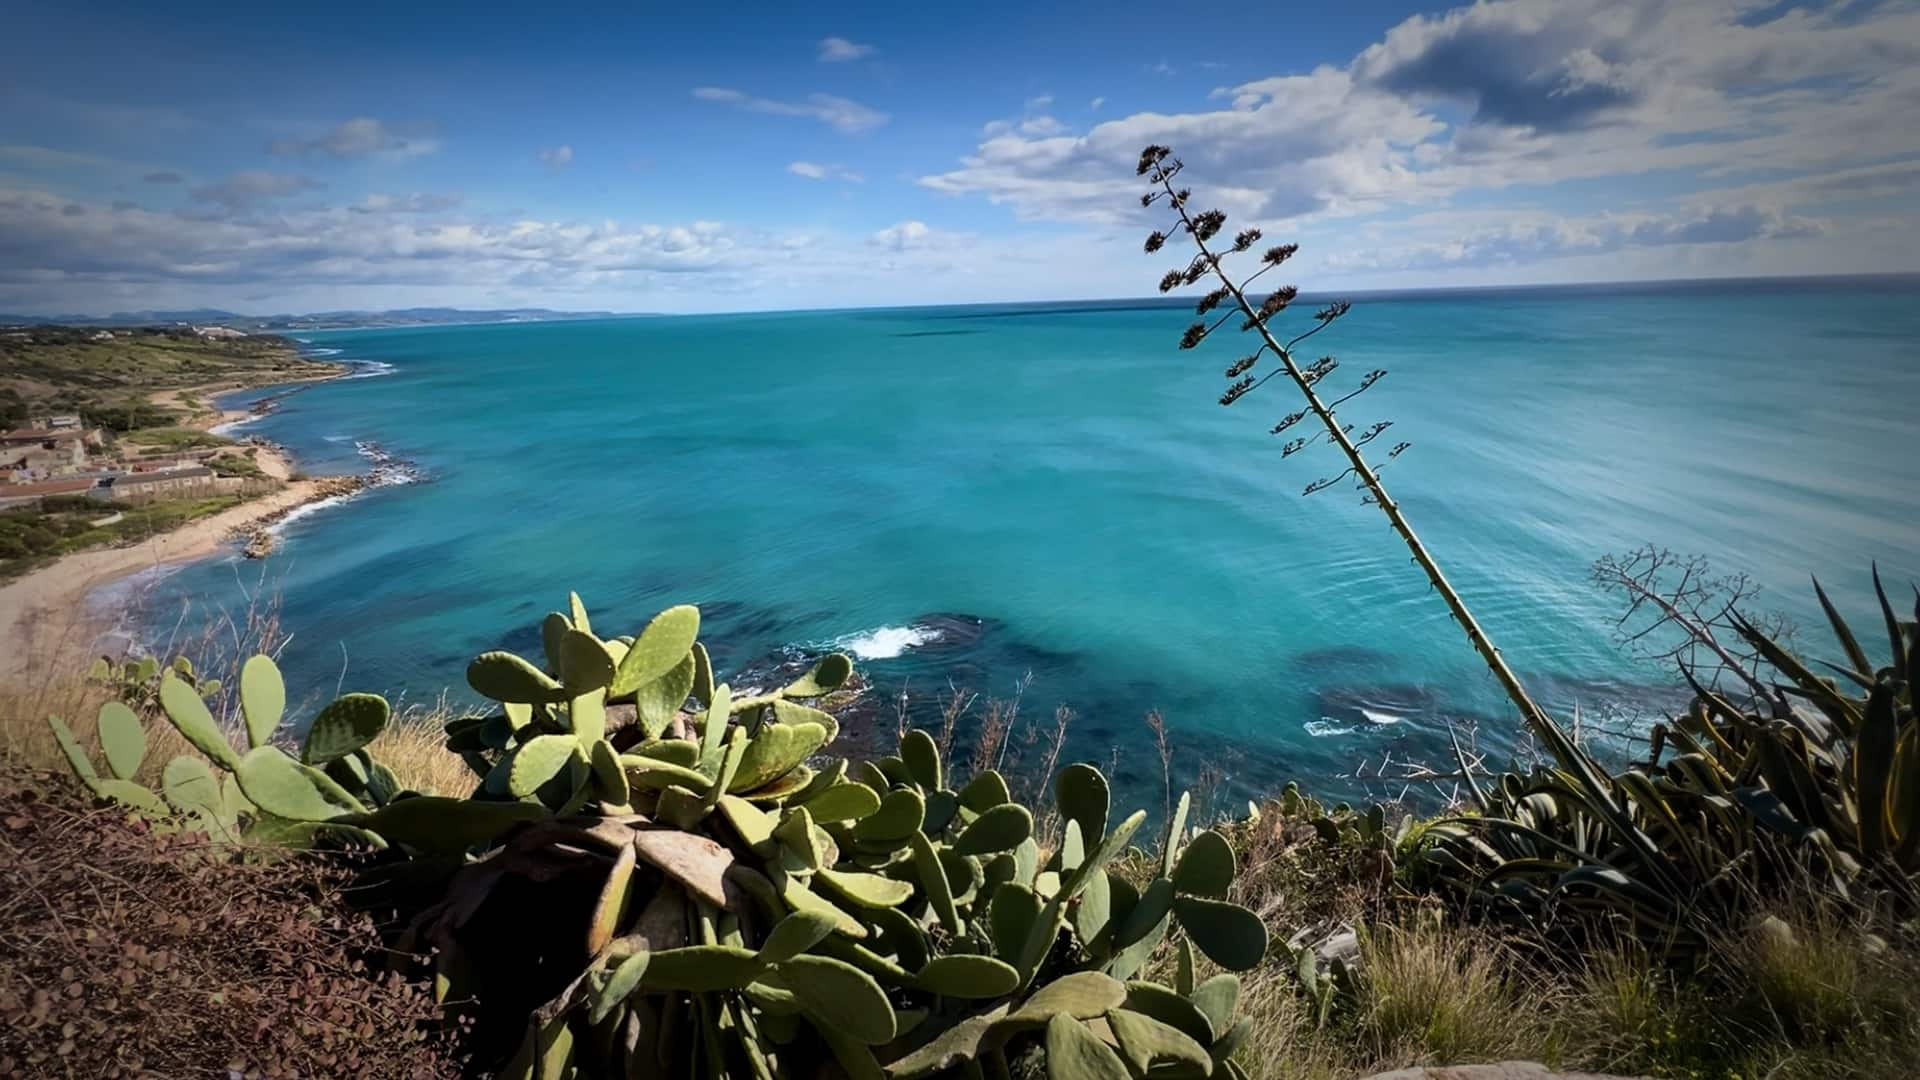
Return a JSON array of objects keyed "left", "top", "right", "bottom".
[{"left": 0, "top": 357, "right": 364, "bottom": 687}]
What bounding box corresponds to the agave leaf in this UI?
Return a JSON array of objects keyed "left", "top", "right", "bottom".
[
  {"left": 1872, "top": 563, "right": 1907, "bottom": 679},
  {"left": 1855, "top": 679, "right": 1901, "bottom": 859},
  {"left": 1813, "top": 575, "right": 1875, "bottom": 680}
]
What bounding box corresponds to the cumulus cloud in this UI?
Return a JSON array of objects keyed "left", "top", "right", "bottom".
[
  {"left": 870, "top": 220, "right": 932, "bottom": 250},
  {"left": 787, "top": 161, "right": 864, "bottom": 183},
  {"left": 269, "top": 116, "right": 439, "bottom": 159},
  {"left": 693, "top": 87, "right": 888, "bottom": 133},
  {"left": 1327, "top": 204, "right": 1824, "bottom": 273},
  {"left": 539, "top": 145, "right": 574, "bottom": 170},
  {"left": 348, "top": 192, "right": 463, "bottom": 214},
  {"left": 188, "top": 170, "right": 324, "bottom": 210},
  {"left": 922, "top": 0, "right": 1920, "bottom": 236},
  {"left": 817, "top": 36, "right": 875, "bottom": 62}
]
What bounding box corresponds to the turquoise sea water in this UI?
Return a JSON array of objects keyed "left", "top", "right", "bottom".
[{"left": 144, "top": 277, "right": 1920, "bottom": 805}]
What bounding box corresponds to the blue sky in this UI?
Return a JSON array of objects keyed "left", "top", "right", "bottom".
[{"left": 2, "top": 0, "right": 1917, "bottom": 314}]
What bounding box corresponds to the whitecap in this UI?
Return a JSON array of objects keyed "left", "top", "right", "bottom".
[
  {"left": 830, "top": 624, "right": 943, "bottom": 660},
  {"left": 1357, "top": 708, "right": 1406, "bottom": 726},
  {"left": 1304, "top": 719, "right": 1354, "bottom": 738}
]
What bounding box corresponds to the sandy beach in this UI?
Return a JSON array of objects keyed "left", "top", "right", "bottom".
[
  {"left": 0, "top": 448, "right": 333, "bottom": 687},
  {"left": 1, "top": 365, "right": 355, "bottom": 690}
]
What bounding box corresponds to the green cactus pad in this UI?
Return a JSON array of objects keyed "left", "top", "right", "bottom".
[
  {"left": 1171, "top": 828, "right": 1235, "bottom": 900},
  {"left": 1009, "top": 971, "right": 1128, "bottom": 1024},
  {"left": 701, "top": 682, "right": 732, "bottom": 763},
  {"left": 46, "top": 715, "right": 99, "bottom": 786},
  {"left": 718, "top": 794, "right": 778, "bottom": 852},
  {"left": 991, "top": 882, "right": 1041, "bottom": 961},
  {"left": 954, "top": 803, "right": 1033, "bottom": 855},
  {"left": 590, "top": 951, "right": 649, "bottom": 1025},
  {"left": 731, "top": 721, "right": 830, "bottom": 794},
  {"left": 159, "top": 671, "right": 242, "bottom": 770},
  {"left": 758, "top": 910, "right": 839, "bottom": 964},
  {"left": 1172, "top": 896, "right": 1268, "bottom": 971},
  {"left": 773, "top": 699, "right": 841, "bottom": 744},
  {"left": 467, "top": 651, "right": 567, "bottom": 704},
  {"left": 1072, "top": 868, "right": 1113, "bottom": 948},
  {"left": 910, "top": 829, "right": 963, "bottom": 936},
  {"left": 848, "top": 759, "right": 891, "bottom": 794},
  {"left": 628, "top": 738, "right": 702, "bottom": 767},
  {"left": 301, "top": 693, "right": 391, "bottom": 764},
  {"left": 634, "top": 653, "right": 697, "bottom": 739},
  {"left": 94, "top": 779, "right": 167, "bottom": 816},
  {"left": 781, "top": 653, "right": 853, "bottom": 698},
  {"left": 96, "top": 701, "right": 145, "bottom": 781},
  {"left": 776, "top": 871, "right": 869, "bottom": 939},
  {"left": 799, "top": 782, "right": 881, "bottom": 823},
  {"left": 882, "top": 1006, "right": 1011, "bottom": 1078},
  {"left": 1105, "top": 1007, "right": 1212, "bottom": 1076},
  {"left": 690, "top": 641, "right": 715, "bottom": 707},
  {"left": 587, "top": 843, "right": 637, "bottom": 955},
  {"left": 869, "top": 906, "right": 929, "bottom": 970},
  {"left": 509, "top": 733, "right": 582, "bottom": 797},
  {"left": 921, "top": 789, "right": 960, "bottom": 836},
  {"left": 1055, "top": 763, "right": 1110, "bottom": 847},
  {"left": 742, "top": 764, "right": 815, "bottom": 804},
  {"left": 1163, "top": 791, "right": 1191, "bottom": 876},
  {"left": 570, "top": 687, "right": 608, "bottom": 744},
  {"left": 775, "top": 805, "right": 823, "bottom": 870},
  {"left": 1120, "top": 982, "right": 1213, "bottom": 1045},
  {"left": 1045, "top": 1012, "right": 1131, "bottom": 1079},
  {"left": 959, "top": 769, "right": 1012, "bottom": 812},
  {"left": 234, "top": 746, "right": 362, "bottom": 821},
  {"left": 161, "top": 754, "right": 227, "bottom": 830},
  {"left": 1190, "top": 974, "right": 1240, "bottom": 1042},
  {"left": 636, "top": 945, "right": 764, "bottom": 990},
  {"left": 239, "top": 654, "right": 286, "bottom": 750},
  {"left": 566, "top": 590, "right": 592, "bottom": 635},
  {"left": 589, "top": 738, "right": 629, "bottom": 803},
  {"left": 764, "top": 955, "right": 895, "bottom": 1045},
  {"left": 621, "top": 757, "right": 712, "bottom": 792},
  {"left": 915, "top": 955, "right": 1020, "bottom": 998},
  {"left": 559, "top": 628, "right": 616, "bottom": 693},
  {"left": 611, "top": 604, "right": 700, "bottom": 697},
  {"left": 853, "top": 788, "right": 926, "bottom": 844},
  {"left": 814, "top": 866, "right": 915, "bottom": 909},
  {"left": 900, "top": 729, "right": 942, "bottom": 791},
  {"left": 1063, "top": 809, "right": 1146, "bottom": 901},
  {"left": 539, "top": 612, "right": 570, "bottom": 674}
]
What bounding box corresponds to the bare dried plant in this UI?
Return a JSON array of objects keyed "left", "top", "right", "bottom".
[
  {"left": 1592, "top": 544, "right": 1797, "bottom": 706},
  {"left": 1135, "top": 144, "right": 1566, "bottom": 749},
  {"left": 1145, "top": 708, "right": 1174, "bottom": 823}
]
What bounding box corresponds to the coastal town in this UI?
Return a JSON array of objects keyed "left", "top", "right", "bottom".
[{"left": 0, "top": 324, "right": 364, "bottom": 683}]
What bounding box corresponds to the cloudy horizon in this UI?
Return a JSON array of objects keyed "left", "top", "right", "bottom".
[{"left": 3, "top": 0, "right": 1916, "bottom": 316}]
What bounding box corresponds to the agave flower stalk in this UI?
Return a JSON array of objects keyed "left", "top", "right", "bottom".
[{"left": 1136, "top": 144, "right": 1559, "bottom": 746}]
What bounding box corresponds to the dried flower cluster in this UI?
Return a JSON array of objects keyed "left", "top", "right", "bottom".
[{"left": 1135, "top": 143, "right": 1556, "bottom": 740}]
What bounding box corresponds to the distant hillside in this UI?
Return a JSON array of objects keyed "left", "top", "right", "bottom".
[{"left": 0, "top": 307, "right": 630, "bottom": 331}]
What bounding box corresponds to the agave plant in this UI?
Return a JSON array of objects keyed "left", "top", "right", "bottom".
[{"left": 1410, "top": 568, "right": 1918, "bottom": 951}]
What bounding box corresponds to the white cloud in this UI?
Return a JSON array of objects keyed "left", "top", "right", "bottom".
[
  {"left": 817, "top": 36, "right": 876, "bottom": 63},
  {"left": 1090, "top": 97, "right": 1106, "bottom": 110},
  {"left": 920, "top": 0, "right": 1920, "bottom": 281},
  {"left": 189, "top": 170, "right": 324, "bottom": 210},
  {"left": 870, "top": 220, "right": 932, "bottom": 250},
  {"left": 692, "top": 87, "right": 889, "bottom": 133},
  {"left": 1018, "top": 116, "right": 1067, "bottom": 136},
  {"left": 269, "top": 117, "right": 439, "bottom": 159},
  {"left": 539, "top": 145, "right": 574, "bottom": 170},
  {"left": 787, "top": 161, "right": 864, "bottom": 183}
]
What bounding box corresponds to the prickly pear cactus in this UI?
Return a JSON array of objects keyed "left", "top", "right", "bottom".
[
  {"left": 53, "top": 594, "right": 1273, "bottom": 1078},
  {"left": 47, "top": 652, "right": 395, "bottom": 848}
]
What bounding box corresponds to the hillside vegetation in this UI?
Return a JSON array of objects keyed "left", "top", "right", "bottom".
[{"left": 0, "top": 325, "right": 337, "bottom": 428}]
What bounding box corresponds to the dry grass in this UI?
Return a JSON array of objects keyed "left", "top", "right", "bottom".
[{"left": 367, "top": 700, "right": 474, "bottom": 798}]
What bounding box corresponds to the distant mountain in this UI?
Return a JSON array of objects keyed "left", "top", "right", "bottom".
[{"left": 0, "top": 307, "right": 630, "bottom": 331}]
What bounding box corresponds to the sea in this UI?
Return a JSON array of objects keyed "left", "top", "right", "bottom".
[{"left": 127, "top": 276, "right": 1920, "bottom": 809}]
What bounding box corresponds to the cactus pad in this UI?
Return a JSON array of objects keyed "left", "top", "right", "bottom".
[
  {"left": 97, "top": 701, "right": 145, "bottom": 781},
  {"left": 301, "top": 693, "right": 391, "bottom": 764},
  {"left": 239, "top": 654, "right": 285, "bottom": 750}
]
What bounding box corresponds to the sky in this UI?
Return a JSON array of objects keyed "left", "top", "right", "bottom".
[{"left": 1, "top": 0, "right": 1917, "bottom": 315}]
